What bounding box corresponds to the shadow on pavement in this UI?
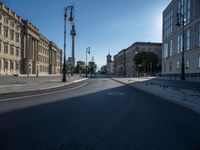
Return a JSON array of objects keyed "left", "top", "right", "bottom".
[{"left": 0, "top": 82, "right": 200, "bottom": 150}]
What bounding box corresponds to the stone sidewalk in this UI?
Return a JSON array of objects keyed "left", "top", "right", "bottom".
[
  {"left": 0, "top": 74, "right": 86, "bottom": 94},
  {"left": 112, "top": 77, "right": 200, "bottom": 114}
]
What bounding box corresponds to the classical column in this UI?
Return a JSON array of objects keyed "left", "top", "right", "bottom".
[
  {"left": 36, "top": 41, "right": 39, "bottom": 62},
  {"left": 32, "top": 38, "right": 35, "bottom": 61},
  {"left": 29, "top": 36, "right": 31, "bottom": 59},
  {"left": 31, "top": 37, "right": 33, "bottom": 59}
]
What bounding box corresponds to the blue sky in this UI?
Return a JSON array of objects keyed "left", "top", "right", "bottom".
[{"left": 5, "top": 0, "right": 171, "bottom": 68}]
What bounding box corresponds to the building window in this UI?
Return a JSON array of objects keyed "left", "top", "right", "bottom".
[
  {"left": 16, "top": 47, "right": 19, "bottom": 56},
  {"left": 177, "top": 34, "right": 183, "bottom": 53},
  {"left": 198, "top": 23, "right": 200, "bottom": 46},
  {"left": 16, "top": 33, "right": 19, "bottom": 42},
  {"left": 10, "top": 30, "right": 14, "bottom": 40},
  {"left": 4, "top": 43, "right": 8, "bottom": 53},
  {"left": 10, "top": 61, "right": 14, "bottom": 70},
  {"left": 164, "top": 9, "right": 173, "bottom": 38},
  {"left": 16, "top": 61, "right": 19, "bottom": 70},
  {"left": 177, "top": 60, "right": 180, "bottom": 69},
  {"left": 4, "top": 26, "right": 8, "bottom": 38},
  {"left": 10, "top": 22, "right": 14, "bottom": 28},
  {"left": 164, "top": 43, "right": 169, "bottom": 58},
  {"left": 169, "top": 40, "right": 173, "bottom": 56},
  {"left": 16, "top": 25, "right": 20, "bottom": 31},
  {"left": 178, "top": 0, "right": 191, "bottom": 23},
  {"left": 164, "top": 41, "right": 173, "bottom": 58},
  {"left": 10, "top": 46, "right": 14, "bottom": 55},
  {"left": 199, "top": 56, "right": 200, "bottom": 68},
  {"left": 186, "top": 29, "right": 190, "bottom": 50},
  {"left": 186, "top": 0, "right": 191, "bottom": 22},
  {"left": 186, "top": 59, "right": 190, "bottom": 69},
  {"left": 4, "top": 60, "right": 8, "bottom": 69},
  {"left": 4, "top": 18, "right": 8, "bottom": 24}
]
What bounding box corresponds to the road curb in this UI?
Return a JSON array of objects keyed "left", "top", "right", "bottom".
[
  {"left": 0, "top": 78, "right": 89, "bottom": 95},
  {"left": 112, "top": 78, "right": 200, "bottom": 114}
]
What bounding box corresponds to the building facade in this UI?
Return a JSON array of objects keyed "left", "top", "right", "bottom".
[
  {"left": 114, "top": 49, "right": 126, "bottom": 76},
  {"left": 0, "top": 2, "right": 62, "bottom": 76},
  {"left": 39, "top": 34, "right": 49, "bottom": 75},
  {"left": 49, "top": 41, "right": 62, "bottom": 74},
  {"left": 21, "top": 20, "right": 40, "bottom": 75},
  {"left": 114, "top": 42, "right": 162, "bottom": 77},
  {"left": 162, "top": 0, "right": 200, "bottom": 81},
  {"left": 106, "top": 53, "right": 114, "bottom": 75},
  {"left": 0, "top": 3, "right": 22, "bottom": 75}
]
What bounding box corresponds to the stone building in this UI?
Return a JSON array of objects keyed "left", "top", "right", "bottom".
[
  {"left": 39, "top": 34, "right": 49, "bottom": 75},
  {"left": 114, "top": 49, "right": 126, "bottom": 76},
  {"left": 106, "top": 53, "right": 114, "bottom": 75},
  {"left": 114, "top": 42, "right": 162, "bottom": 77},
  {"left": 0, "top": 3, "right": 22, "bottom": 75},
  {"left": 21, "top": 20, "right": 40, "bottom": 75},
  {"left": 0, "top": 2, "right": 62, "bottom": 76},
  {"left": 49, "top": 41, "right": 62, "bottom": 74},
  {"left": 126, "top": 42, "right": 162, "bottom": 77},
  {"left": 162, "top": 0, "right": 200, "bottom": 81}
]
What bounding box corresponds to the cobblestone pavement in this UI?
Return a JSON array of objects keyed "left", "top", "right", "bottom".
[
  {"left": 0, "top": 74, "right": 85, "bottom": 94},
  {"left": 112, "top": 77, "right": 200, "bottom": 114}
]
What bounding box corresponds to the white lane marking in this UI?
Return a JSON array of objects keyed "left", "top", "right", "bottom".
[
  {"left": 0, "top": 82, "right": 89, "bottom": 102},
  {"left": 72, "top": 78, "right": 88, "bottom": 83}
]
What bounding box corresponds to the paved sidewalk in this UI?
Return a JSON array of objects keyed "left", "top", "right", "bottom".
[
  {"left": 0, "top": 74, "right": 86, "bottom": 94},
  {"left": 112, "top": 77, "right": 200, "bottom": 113}
]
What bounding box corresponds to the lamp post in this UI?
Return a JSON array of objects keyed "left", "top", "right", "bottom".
[
  {"left": 71, "top": 22, "right": 76, "bottom": 67},
  {"left": 176, "top": 4, "right": 186, "bottom": 80},
  {"left": 86, "top": 47, "right": 90, "bottom": 78},
  {"left": 135, "top": 46, "right": 139, "bottom": 77},
  {"left": 62, "top": 5, "right": 74, "bottom": 82}
]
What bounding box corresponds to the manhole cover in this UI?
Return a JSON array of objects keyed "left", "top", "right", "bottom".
[{"left": 108, "top": 91, "right": 124, "bottom": 96}]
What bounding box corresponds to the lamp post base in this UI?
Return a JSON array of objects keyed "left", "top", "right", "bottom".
[
  {"left": 62, "top": 77, "right": 67, "bottom": 82},
  {"left": 180, "top": 76, "right": 185, "bottom": 81}
]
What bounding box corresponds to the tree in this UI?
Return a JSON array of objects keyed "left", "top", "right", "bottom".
[
  {"left": 75, "top": 61, "right": 86, "bottom": 74},
  {"left": 100, "top": 65, "right": 107, "bottom": 75},
  {"left": 135, "top": 52, "right": 158, "bottom": 76},
  {"left": 66, "top": 58, "right": 75, "bottom": 74},
  {"left": 88, "top": 61, "right": 97, "bottom": 77}
]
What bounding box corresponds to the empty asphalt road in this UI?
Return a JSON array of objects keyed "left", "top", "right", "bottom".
[{"left": 0, "top": 78, "right": 200, "bottom": 150}]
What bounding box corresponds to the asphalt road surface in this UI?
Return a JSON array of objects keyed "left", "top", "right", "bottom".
[{"left": 0, "top": 78, "right": 200, "bottom": 150}]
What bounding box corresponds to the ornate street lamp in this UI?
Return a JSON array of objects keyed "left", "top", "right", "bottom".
[
  {"left": 71, "top": 23, "right": 76, "bottom": 67},
  {"left": 176, "top": 5, "right": 186, "bottom": 80},
  {"left": 63, "top": 6, "right": 74, "bottom": 82},
  {"left": 86, "top": 47, "right": 90, "bottom": 78}
]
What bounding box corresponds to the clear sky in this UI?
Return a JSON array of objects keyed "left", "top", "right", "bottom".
[{"left": 5, "top": 0, "right": 171, "bottom": 69}]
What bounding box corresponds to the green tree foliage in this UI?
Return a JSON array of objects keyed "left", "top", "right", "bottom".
[
  {"left": 66, "top": 58, "right": 74, "bottom": 74},
  {"left": 75, "top": 61, "right": 86, "bottom": 74},
  {"left": 135, "top": 52, "right": 158, "bottom": 75},
  {"left": 100, "top": 65, "right": 107, "bottom": 75},
  {"left": 88, "top": 61, "right": 97, "bottom": 77}
]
